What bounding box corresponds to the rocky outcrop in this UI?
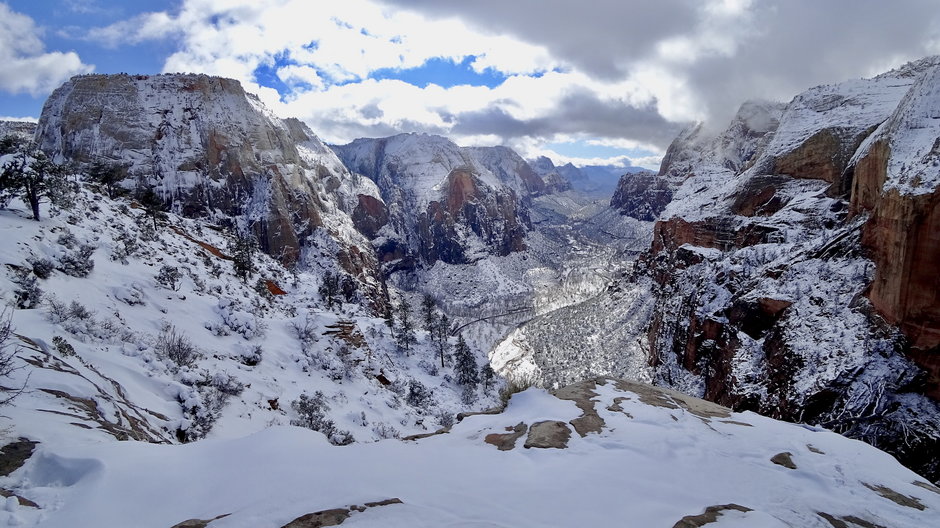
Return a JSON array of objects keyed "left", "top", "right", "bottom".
[
  {"left": 633, "top": 58, "right": 940, "bottom": 484},
  {"left": 333, "top": 134, "right": 534, "bottom": 266},
  {"left": 849, "top": 63, "right": 940, "bottom": 352},
  {"left": 35, "top": 74, "right": 384, "bottom": 302},
  {"left": 610, "top": 171, "right": 672, "bottom": 221},
  {"left": 0, "top": 120, "right": 37, "bottom": 141}
]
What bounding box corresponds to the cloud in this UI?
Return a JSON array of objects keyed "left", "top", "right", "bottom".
[
  {"left": 377, "top": 0, "right": 940, "bottom": 129},
  {"left": 0, "top": 3, "right": 94, "bottom": 96},
  {"left": 78, "top": 0, "right": 940, "bottom": 168},
  {"left": 85, "top": 11, "right": 178, "bottom": 48},
  {"left": 0, "top": 115, "right": 38, "bottom": 123}
]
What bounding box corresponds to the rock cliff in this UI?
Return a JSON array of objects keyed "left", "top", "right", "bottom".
[
  {"left": 498, "top": 58, "right": 940, "bottom": 484},
  {"left": 639, "top": 57, "right": 940, "bottom": 482},
  {"left": 34, "top": 73, "right": 384, "bottom": 301},
  {"left": 333, "top": 134, "right": 534, "bottom": 267}
]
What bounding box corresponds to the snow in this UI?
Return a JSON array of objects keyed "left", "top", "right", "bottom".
[
  {"left": 0, "top": 180, "right": 501, "bottom": 459},
  {"left": 2, "top": 380, "right": 938, "bottom": 527},
  {"left": 863, "top": 63, "right": 940, "bottom": 195}
]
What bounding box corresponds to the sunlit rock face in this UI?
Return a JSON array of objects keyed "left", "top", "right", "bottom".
[
  {"left": 35, "top": 73, "right": 386, "bottom": 303},
  {"left": 334, "top": 133, "right": 537, "bottom": 267}
]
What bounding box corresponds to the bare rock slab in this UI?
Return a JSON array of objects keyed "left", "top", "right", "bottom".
[{"left": 524, "top": 421, "right": 571, "bottom": 449}]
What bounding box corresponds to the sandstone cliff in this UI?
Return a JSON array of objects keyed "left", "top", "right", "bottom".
[
  {"left": 333, "top": 133, "right": 534, "bottom": 267},
  {"left": 35, "top": 74, "right": 384, "bottom": 301},
  {"left": 638, "top": 57, "right": 940, "bottom": 482}
]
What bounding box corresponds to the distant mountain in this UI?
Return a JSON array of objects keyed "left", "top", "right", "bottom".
[
  {"left": 333, "top": 134, "right": 537, "bottom": 267},
  {"left": 529, "top": 156, "right": 646, "bottom": 197}
]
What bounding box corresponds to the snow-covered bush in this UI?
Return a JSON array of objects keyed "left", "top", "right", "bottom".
[
  {"left": 418, "top": 359, "right": 439, "bottom": 376},
  {"left": 406, "top": 379, "right": 433, "bottom": 411},
  {"left": 110, "top": 226, "right": 140, "bottom": 264},
  {"left": 0, "top": 309, "right": 23, "bottom": 405},
  {"left": 56, "top": 243, "right": 95, "bottom": 278},
  {"left": 12, "top": 269, "right": 41, "bottom": 309},
  {"left": 157, "top": 323, "right": 201, "bottom": 369},
  {"left": 29, "top": 257, "right": 55, "bottom": 279},
  {"left": 290, "top": 391, "right": 355, "bottom": 445},
  {"left": 372, "top": 422, "right": 400, "bottom": 439},
  {"left": 52, "top": 335, "right": 75, "bottom": 357},
  {"left": 177, "top": 385, "right": 226, "bottom": 442},
  {"left": 290, "top": 312, "right": 318, "bottom": 348},
  {"left": 155, "top": 265, "right": 182, "bottom": 291},
  {"left": 239, "top": 344, "right": 263, "bottom": 366},
  {"left": 206, "top": 298, "right": 265, "bottom": 339}
]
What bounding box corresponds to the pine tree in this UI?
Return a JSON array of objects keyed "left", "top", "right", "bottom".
[
  {"left": 421, "top": 293, "right": 437, "bottom": 333},
  {"left": 319, "top": 271, "right": 341, "bottom": 309},
  {"left": 480, "top": 363, "right": 496, "bottom": 392},
  {"left": 230, "top": 232, "right": 257, "bottom": 283},
  {"left": 395, "top": 299, "right": 416, "bottom": 353},
  {"left": 432, "top": 313, "right": 450, "bottom": 368},
  {"left": 453, "top": 335, "right": 479, "bottom": 387}
]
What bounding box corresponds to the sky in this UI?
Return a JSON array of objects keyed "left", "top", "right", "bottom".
[{"left": 1, "top": 1, "right": 939, "bottom": 170}]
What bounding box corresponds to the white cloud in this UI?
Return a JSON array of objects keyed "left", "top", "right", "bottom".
[
  {"left": 0, "top": 3, "right": 93, "bottom": 96},
  {"left": 86, "top": 12, "right": 178, "bottom": 48},
  {"left": 0, "top": 115, "right": 38, "bottom": 123},
  {"left": 78, "top": 0, "right": 940, "bottom": 162}
]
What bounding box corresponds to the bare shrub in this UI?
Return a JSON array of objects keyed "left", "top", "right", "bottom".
[{"left": 156, "top": 323, "right": 201, "bottom": 369}]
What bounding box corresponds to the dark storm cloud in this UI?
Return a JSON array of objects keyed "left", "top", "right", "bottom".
[
  {"left": 378, "top": 0, "right": 702, "bottom": 80},
  {"left": 451, "top": 90, "right": 682, "bottom": 148}
]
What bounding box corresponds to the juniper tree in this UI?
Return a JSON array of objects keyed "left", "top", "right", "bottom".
[
  {"left": 453, "top": 334, "right": 479, "bottom": 388},
  {"left": 87, "top": 161, "right": 125, "bottom": 199},
  {"left": 156, "top": 265, "right": 182, "bottom": 291},
  {"left": 0, "top": 149, "right": 71, "bottom": 221},
  {"left": 135, "top": 186, "right": 165, "bottom": 230}
]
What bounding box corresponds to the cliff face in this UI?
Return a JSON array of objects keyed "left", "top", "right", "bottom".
[
  {"left": 847, "top": 64, "right": 940, "bottom": 399},
  {"left": 609, "top": 171, "right": 672, "bottom": 221},
  {"left": 333, "top": 133, "right": 534, "bottom": 267},
  {"left": 35, "top": 74, "right": 384, "bottom": 302},
  {"left": 630, "top": 58, "right": 940, "bottom": 482}
]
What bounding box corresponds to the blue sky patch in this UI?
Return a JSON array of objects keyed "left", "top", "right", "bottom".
[{"left": 370, "top": 56, "right": 507, "bottom": 89}]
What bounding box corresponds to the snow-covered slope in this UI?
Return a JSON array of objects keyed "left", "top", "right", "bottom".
[
  {"left": 3, "top": 378, "right": 938, "bottom": 527},
  {"left": 0, "top": 175, "right": 500, "bottom": 466}
]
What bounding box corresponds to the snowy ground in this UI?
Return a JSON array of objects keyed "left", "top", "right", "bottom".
[
  {"left": 2, "top": 378, "right": 937, "bottom": 527},
  {"left": 0, "top": 183, "right": 501, "bottom": 460}
]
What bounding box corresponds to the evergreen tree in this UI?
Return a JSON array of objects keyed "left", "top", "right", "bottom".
[
  {"left": 87, "top": 161, "right": 125, "bottom": 199},
  {"left": 135, "top": 186, "right": 165, "bottom": 230},
  {"left": 318, "top": 271, "right": 341, "bottom": 309},
  {"left": 421, "top": 293, "right": 437, "bottom": 333},
  {"left": 395, "top": 299, "right": 417, "bottom": 353},
  {"left": 480, "top": 363, "right": 496, "bottom": 392},
  {"left": 453, "top": 335, "right": 479, "bottom": 387},
  {"left": 230, "top": 232, "right": 257, "bottom": 283},
  {"left": 0, "top": 149, "right": 71, "bottom": 221},
  {"left": 432, "top": 313, "right": 450, "bottom": 368}
]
